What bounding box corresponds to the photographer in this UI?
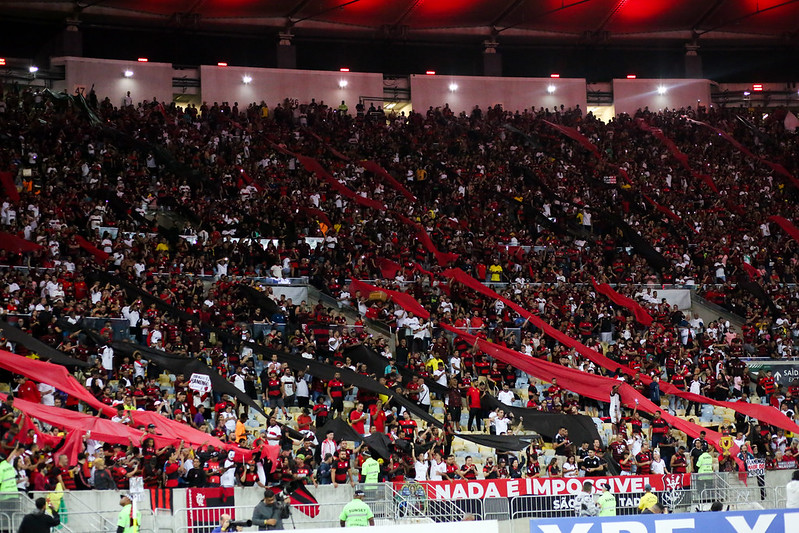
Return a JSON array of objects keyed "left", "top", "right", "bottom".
[
  {"left": 252, "top": 490, "right": 284, "bottom": 531},
  {"left": 211, "top": 513, "right": 249, "bottom": 533}
]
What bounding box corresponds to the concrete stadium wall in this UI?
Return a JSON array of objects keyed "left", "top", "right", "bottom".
[
  {"left": 613, "top": 78, "right": 712, "bottom": 116},
  {"left": 199, "top": 66, "right": 383, "bottom": 111},
  {"left": 51, "top": 56, "right": 175, "bottom": 107},
  {"left": 410, "top": 74, "right": 588, "bottom": 115}
]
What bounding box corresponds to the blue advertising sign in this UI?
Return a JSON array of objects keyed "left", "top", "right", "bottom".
[{"left": 530, "top": 509, "right": 799, "bottom": 533}]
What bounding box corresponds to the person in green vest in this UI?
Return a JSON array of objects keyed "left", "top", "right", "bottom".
[
  {"left": 117, "top": 494, "right": 141, "bottom": 533},
  {"left": 360, "top": 450, "right": 380, "bottom": 485},
  {"left": 0, "top": 448, "right": 20, "bottom": 520},
  {"left": 339, "top": 490, "right": 374, "bottom": 527},
  {"left": 338, "top": 101, "right": 348, "bottom": 114},
  {"left": 597, "top": 486, "right": 617, "bottom": 516},
  {"left": 696, "top": 446, "right": 715, "bottom": 474}
]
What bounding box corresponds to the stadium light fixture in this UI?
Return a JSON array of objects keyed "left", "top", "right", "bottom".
[
  {"left": 217, "top": 62, "right": 228, "bottom": 67},
  {"left": 743, "top": 91, "right": 751, "bottom": 96},
  {"left": 626, "top": 74, "right": 637, "bottom": 79},
  {"left": 550, "top": 73, "right": 560, "bottom": 78},
  {"left": 657, "top": 86, "right": 667, "bottom": 95},
  {"left": 425, "top": 70, "right": 436, "bottom": 75},
  {"left": 338, "top": 79, "right": 348, "bottom": 88},
  {"left": 449, "top": 83, "right": 458, "bottom": 92},
  {"left": 123, "top": 70, "right": 134, "bottom": 78},
  {"left": 547, "top": 85, "right": 556, "bottom": 94},
  {"left": 0, "top": 59, "right": 6, "bottom": 66},
  {"left": 137, "top": 57, "right": 148, "bottom": 62},
  {"left": 339, "top": 67, "right": 350, "bottom": 72},
  {"left": 242, "top": 75, "right": 252, "bottom": 84},
  {"left": 29, "top": 66, "right": 38, "bottom": 73},
  {"left": 752, "top": 84, "right": 763, "bottom": 92}
]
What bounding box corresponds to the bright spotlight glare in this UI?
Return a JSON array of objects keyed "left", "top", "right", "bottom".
[
  {"left": 657, "top": 86, "right": 667, "bottom": 95},
  {"left": 547, "top": 85, "right": 556, "bottom": 94},
  {"left": 338, "top": 80, "right": 348, "bottom": 88},
  {"left": 29, "top": 66, "right": 38, "bottom": 73},
  {"left": 124, "top": 70, "right": 134, "bottom": 78},
  {"left": 242, "top": 75, "right": 252, "bottom": 84},
  {"left": 449, "top": 83, "right": 458, "bottom": 92}
]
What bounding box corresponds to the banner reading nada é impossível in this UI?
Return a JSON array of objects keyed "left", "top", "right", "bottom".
[
  {"left": 530, "top": 508, "right": 799, "bottom": 533},
  {"left": 395, "top": 474, "right": 690, "bottom": 500}
]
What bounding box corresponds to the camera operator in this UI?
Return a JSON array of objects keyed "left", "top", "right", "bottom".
[
  {"left": 252, "top": 490, "right": 284, "bottom": 531},
  {"left": 211, "top": 513, "right": 245, "bottom": 533}
]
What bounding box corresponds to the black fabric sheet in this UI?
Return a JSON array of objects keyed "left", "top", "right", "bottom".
[
  {"left": 482, "top": 395, "right": 599, "bottom": 445},
  {"left": 0, "top": 319, "right": 92, "bottom": 367}
]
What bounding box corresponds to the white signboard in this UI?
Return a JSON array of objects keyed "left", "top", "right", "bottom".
[{"left": 188, "top": 373, "right": 212, "bottom": 394}]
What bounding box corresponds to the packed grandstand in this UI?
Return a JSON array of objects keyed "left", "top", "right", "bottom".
[{"left": 0, "top": 80, "right": 798, "bottom": 530}]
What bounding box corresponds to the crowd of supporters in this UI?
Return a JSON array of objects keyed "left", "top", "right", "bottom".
[{"left": 0, "top": 80, "right": 798, "bottom": 495}]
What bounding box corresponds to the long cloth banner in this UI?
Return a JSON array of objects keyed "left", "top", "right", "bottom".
[
  {"left": 403, "top": 473, "right": 691, "bottom": 500},
  {"left": 360, "top": 160, "right": 417, "bottom": 203},
  {"left": 635, "top": 118, "right": 719, "bottom": 192},
  {"left": 686, "top": 118, "right": 799, "bottom": 188},
  {"left": 768, "top": 215, "right": 799, "bottom": 244},
  {"left": 442, "top": 268, "right": 799, "bottom": 436},
  {"left": 591, "top": 278, "right": 654, "bottom": 326},
  {"left": 442, "top": 325, "right": 741, "bottom": 470},
  {"left": 0, "top": 172, "right": 19, "bottom": 202},
  {"left": 397, "top": 214, "right": 459, "bottom": 266},
  {"left": 0, "top": 348, "right": 112, "bottom": 414},
  {"left": 350, "top": 279, "right": 430, "bottom": 319},
  {"left": 0, "top": 232, "right": 45, "bottom": 253}
]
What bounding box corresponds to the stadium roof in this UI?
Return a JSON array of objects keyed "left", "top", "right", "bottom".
[{"left": 4, "top": 0, "right": 799, "bottom": 44}]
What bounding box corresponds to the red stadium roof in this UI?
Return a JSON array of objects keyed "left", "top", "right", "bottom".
[{"left": 3, "top": 0, "right": 799, "bottom": 43}]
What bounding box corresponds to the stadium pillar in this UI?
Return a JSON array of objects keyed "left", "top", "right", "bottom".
[
  {"left": 483, "top": 39, "right": 502, "bottom": 77},
  {"left": 277, "top": 32, "right": 297, "bottom": 69},
  {"left": 684, "top": 42, "right": 702, "bottom": 79}
]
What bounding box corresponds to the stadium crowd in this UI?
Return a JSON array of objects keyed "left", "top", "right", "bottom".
[{"left": 0, "top": 80, "right": 798, "bottom": 494}]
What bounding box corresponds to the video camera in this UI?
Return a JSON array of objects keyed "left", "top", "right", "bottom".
[{"left": 228, "top": 519, "right": 252, "bottom": 528}]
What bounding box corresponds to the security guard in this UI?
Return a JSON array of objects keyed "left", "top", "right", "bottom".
[
  {"left": 117, "top": 494, "right": 141, "bottom": 533},
  {"left": 597, "top": 487, "right": 617, "bottom": 516},
  {"left": 360, "top": 450, "right": 380, "bottom": 484},
  {"left": 339, "top": 490, "right": 374, "bottom": 527}
]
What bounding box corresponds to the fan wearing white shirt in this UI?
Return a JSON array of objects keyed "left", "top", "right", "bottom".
[
  {"left": 497, "top": 383, "right": 516, "bottom": 406},
  {"left": 429, "top": 453, "right": 448, "bottom": 481}
]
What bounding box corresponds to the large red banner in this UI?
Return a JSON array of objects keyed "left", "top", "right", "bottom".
[{"left": 395, "top": 474, "right": 690, "bottom": 500}]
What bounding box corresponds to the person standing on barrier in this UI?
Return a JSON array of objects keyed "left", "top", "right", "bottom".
[
  {"left": 116, "top": 494, "right": 141, "bottom": 533},
  {"left": 597, "top": 487, "right": 616, "bottom": 517},
  {"left": 339, "top": 489, "right": 374, "bottom": 527},
  {"left": 574, "top": 481, "right": 598, "bottom": 517},
  {"left": 17, "top": 497, "right": 60, "bottom": 533}
]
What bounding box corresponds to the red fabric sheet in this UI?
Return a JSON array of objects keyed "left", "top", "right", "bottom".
[
  {"left": 236, "top": 167, "right": 264, "bottom": 192},
  {"left": 376, "top": 257, "right": 402, "bottom": 279},
  {"left": 543, "top": 121, "right": 601, "bottom": 158},
  {"left": 0, "top": 232, "right": 44, "bottom": 253},
  {"left": 442, "top": 268, "right": 799, "bottom": 435},
  {"left": 360, "top": 161, "right": 417, "bottom": 202},
  {"left": 591, "top": 278, "right": 653, "bottom": 326},
  {"left": 742, "top": 261, "right": 761, "bottom": 280},
  {"left": 0, "top": 172, "right": 19, "bottom": 202},
  {"left": 350, "top": 279, "right": 429, "bottom": 319},
  {"left": 0, "top": 349, "right": 116, "bottom": 416},
  {"left": 74, "top": 235, "right": 110, "bottom": 262},
  {"left": 687, "top": 119, "right": 799, "bottom": 189},
  {"left": 397, "top": 215, "right": 458, "bottom": 266},
  {"left": 296, "top": 156, "right": 387, "bottom": 211},
  {"left": 297, "top": 206, "right": 332, "bottom": 228},
  {"left": 636, "top": 119, "right": 719, "bottom": 192},
  {"left": 642, "top": 194, "right": 682, "bottom": 223},
  {"left": 768, "top": 215, "right": 799, "bottom": 243},
  {"left": 442, "top": 326, "right": 741, "bottom": 468}
]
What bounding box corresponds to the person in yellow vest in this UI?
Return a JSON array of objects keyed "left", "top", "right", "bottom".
[
  {"left": 637, "top": 484, "right": 658, "bottom": 513},
  {"left": 597, "top": 486, "right": 617, "bottom": 516},
  {"left": 696, "top": 446, "right": 715, "bottom": 473},
  {"left": 117, "top": 493, "right": 141, "bottom": 533},
  {"left": 338, "top": 101, "right": 348, "bottom": 114}
]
